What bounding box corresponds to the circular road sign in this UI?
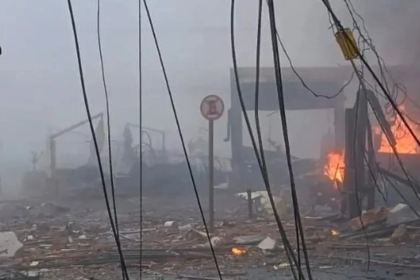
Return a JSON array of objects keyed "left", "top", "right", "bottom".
[{"left": 200, "top": 95, "right": 224, "bottom": 121}]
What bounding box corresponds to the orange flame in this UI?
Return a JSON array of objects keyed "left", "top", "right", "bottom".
[
  {"left": 330, "top": 229, "right": 339, "bottom": 237},
  {"left": 377, "top": 106, "right": 420, "bottom": 154},
  {"left": 231, "top": 247, "right": 246, "bottom": 256},
  {"left": 324, "top": 151, "right": 345, "bottom": 186}
]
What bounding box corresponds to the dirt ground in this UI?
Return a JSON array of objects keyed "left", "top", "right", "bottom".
[{"left": 0, "top": 191, "right": 419, "bottom": 280}]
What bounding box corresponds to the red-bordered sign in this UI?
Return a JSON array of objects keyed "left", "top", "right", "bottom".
[{"left": 200, "top": 95, "right": 224, "bottom": 121}]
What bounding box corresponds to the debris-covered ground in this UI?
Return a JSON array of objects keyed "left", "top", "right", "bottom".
[{"left": 1, "top": 191, "right": 420, "bottom": 280}]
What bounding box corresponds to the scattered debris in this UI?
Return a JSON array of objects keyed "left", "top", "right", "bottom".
[
  {"left": 391, "top": 224, "right": 410, "bottom": 243},
  {"left": 349, "top": 207, "right": 388, "bottom": 231},
  {"left": 0, "top": 231, "right": 23, "bottom": 257},
  {"left": 164, "top": 221, "right": 178, "bottom": 228},
  {"left": 273, "top": 263, "right": 290, "bottom": 270},
  {"left": 390, "top": 203, "right": 408, "bottom": 214},
  {"left": 179, "top": 224, "right": 193, "bottom": 232},
  {"left": 186, "top": 229, "right": 207, "bottom": 240},
  {"left": 178, "top": 275, "right": 219, "bottom": 280},
  {"left": 388, "top": 203, "right": 418, "bottom": 224},
  {"left": 233, "top": 235, "right": 265, "bottom": 245},
  {"left": 257, "top": 237, "right": 276, "bottom": 251},
  {"left": 2, "top": 193, "right": 420, "bottom": 279},
  {"left": 235, "top": 191, "right": 288, "bottom": 215}
]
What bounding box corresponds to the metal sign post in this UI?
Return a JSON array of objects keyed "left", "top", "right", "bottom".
[{"left": 200, "top": 95, "right": 224, "bottom": 233}]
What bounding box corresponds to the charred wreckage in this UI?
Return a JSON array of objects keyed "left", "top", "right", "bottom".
[
  {"left": 226, "top": 66, "right": 420, "bottom": 218},
  {"left": 21, "top": 116, "right": 228, "bottom": 200},
  {"left": 20, "top": 65, "right": 420, "bottom": 219}
]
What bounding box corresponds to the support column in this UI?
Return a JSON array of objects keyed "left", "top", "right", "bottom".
[
  {"left": 367, "top": 120, "right": 376, "bottom": 210},
  {"left": 334, "top": 97, "right": 346, "bottom": 151},
  {"left": 355, "top": 89, "right": 368, "bottom": 210},
  {"left": 344, "top": 108, "right": 358, "bottom": 219},
  {"left": 229, "top": 70, "right": 243, "bottom": 190}
]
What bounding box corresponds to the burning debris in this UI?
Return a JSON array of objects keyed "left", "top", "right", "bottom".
[
  {"left": 377, "top": 105, "right": 420, "bottom": 155},
  {"left": 324, "top": 151, "right": 345, "bottom": 188},
  {"left": 231, "top": 247, "right": 246, "bottom": 257},
  {"left": 330, "top": 229, "right": 339, "bottom": 237}
]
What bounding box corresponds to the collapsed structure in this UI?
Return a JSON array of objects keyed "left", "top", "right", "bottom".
[
  {"left": 21, "top": 116, "right": 228, "bottom": 200},
  {"left": 19, "top": 65, "right": 420, "bottom": 219},
  {"left": 226, "top": 65, "right": 420, "bottom": 219}
]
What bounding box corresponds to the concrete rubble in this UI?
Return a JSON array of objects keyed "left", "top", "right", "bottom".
[
  {"left": 0, "top": 195, "right": 419, "bottom": 280},
  {"left": 0, "top": 231, "right": 23, "bottom": 257},
  {"left": 257, "top": 237, "right": 276, "bottom": 251},
  {"left": 391, "top": 224, "right": 410, "bottom": 243},
  {"left": 348, "top": 207, "right": 388, "bottom": 231}
]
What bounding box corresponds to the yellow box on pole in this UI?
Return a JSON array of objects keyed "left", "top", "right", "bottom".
[{"left": 335, "top": 28, "right": 359, "bottom": 61}]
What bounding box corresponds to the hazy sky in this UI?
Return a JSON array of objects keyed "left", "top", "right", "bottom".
[{"left": 0, "top": 0, "right": 418, "bottom": 166}]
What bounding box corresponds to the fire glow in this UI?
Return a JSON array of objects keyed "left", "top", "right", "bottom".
[
  {"left": 323, "top": 106, "right": 420, "bottom": 185},
  {"left": 231, "top": 247, "right": 246, "bottom": 256},
  {"left": 324, "top": 151, "right": 345, "bottom": 186},
  {"left": 377, "top": 105, "right": 420, "bottom": 155},
  {"left": 330, "top": 229, "right": 339, "bottom": 237}
]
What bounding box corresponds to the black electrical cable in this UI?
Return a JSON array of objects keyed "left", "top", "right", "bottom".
[
  {"left": 361, "top": 146, "right": 415, "bottom": 213},
  {"left": 360, "top": 78, "right": 420, "bottom": 193},
  {"left": 397, "top": 110, "right": 420, "bottom": 127},
  {"left": 275, "top": 31, "right": 356, "bottom": 99},
  {"left": 376, "top": 176, "right": 413, "bottom": 220},
  {"left": 265, "top": 1, "right": 313, "bottom": 279},
  {"left": 230, "top": 1, "right": 302, "bottom": 279},
  {"left": 343, "top": 0, "right": 407, "bottom": 113},
  {"left": 253, "top": 5, "right": 300, "bottom": 278},
  {"left": 378, "top": 173, "right": 389, "bottom": 202},
  {"left": 365, "top": 91, "right": 420, "bottom": 203},
  {"left": 253, "top": 19, "right": 300, "bottom": 280},
  {"left": 138, "top": 0, "right": 143, "bottom": 278},
  {"left": 322, "top": 0, "right": 420, "bottom": 209},
  {"left": 96, "top": 2, "right": 126, "bottom": 278},
  {"left": 362, "top": 150, "right": 387, "bottom": 203},
  {"left": 253, "top": 13, "right": 294, "bottom": 276},
  {"left": 361, "top": 78, "right": 420, "bottom": 132},
  {"left": 405, "top": 94, "right": 420, "bottom": 112},
  {"left": 274, "top": 15, "right": 367, "bottom": 270},
  {"left": 141, "top": 1, "right": 222, "bottom": 278},
  {"left": 360, "top": 77, "right": 420, "bottom": 140},
  {"left": 327, "top": 12, "right": 336, "bottom": 35},
  {"left": 327, "top": 0, "right": 395, "bottom": 121},
  {"left": 320, "top": 0, "right": 420, "bottom": 152},
  {"left": 266, "top": 0, "right": 300, "bottom": 273},
  {"left": 66, "top": 1, "right": 129, "bottom": 279},
  {"left": 254, "top": 0, "right": 267, "bottom": 184},
  {"left": 364, "top": 118, "right": 387, "bottom": 203},
  {"left": 96, "top": 0, "right": 120, "bottom": 245}
]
